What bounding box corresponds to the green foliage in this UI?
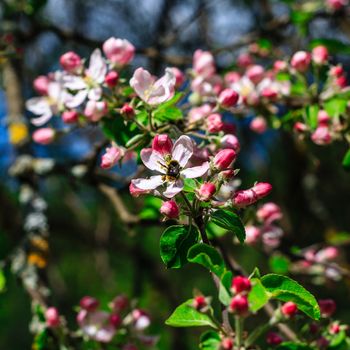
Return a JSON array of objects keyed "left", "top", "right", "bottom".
[
  {"left": 342, "top": 149, "right": 350, "bottom": 171},
  {"left": 261, "top": 274, "right": 320, "bottom": 320},
  {"left": 276, "top": 342, "right": 314, "bottom": 350},
  {"left": 32, "top": 330, "right": 48, "bottom": 350},
  {"left": 183, "top": 178, "right": 198, "bottom": 193},
  {"left": 199, "top": 331, "right": 221, "bottom": 350},
  {"left": 324, "top": 98, "right": 348, "bottom": 118},
  {"left": 153, "top": 92, "right": 184, "bottom": 122},
  {"left": 139, "top": 196, "right": 162, "bottom": 220},
  {"left": 304, "top": 105, "right": 319, "bottom": 130},
  {"left": 102, "top": 117, "right": 139, "bottom": 146},
  {"left": 210, "top": 210, "right": 246, "bottom": 243},
  {"left": 218, "top": 270, "right": 233, "bottom": 306},
  {"left": 248, "top": 278, "right": 270, "bottom": 312},
  {"left": 0, "top": 268, "right": 6, "bottom": 293},
  {"left": 165, "top": 299, "right": 218, "bottom": 328},
  {"left": 160, "top": 225, "right": 199, "bottom": 268},
  {"left": 269, "top": 254, "right": 290, "bottom": 274},
  {"left": 310, "top": 38, "right": 350, "bottom": 54}
]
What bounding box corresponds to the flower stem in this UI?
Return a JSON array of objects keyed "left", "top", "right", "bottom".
[{"left": 235, "top": 316, "right": 244, "bottom": 349}]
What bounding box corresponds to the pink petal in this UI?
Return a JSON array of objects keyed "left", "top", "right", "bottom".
[
  {"left": 88, "top": 49, "right": 107, "bottom": 83},
  {"left": 172, "top": 135, "right": 193, "bottom": 167},
  {"left": 95, "top": 325, "right": 116, "bottom": 343},
  {"left": 130, "top": 67, "right": 155, "bottom": 102},
  {"left": 88, "top": 86, "right": 102, "bottom": 101},
  {"left": 163, "top": 180, "right": 184, "bottom": 198},
  {"left": 131, "top": 175, "right": 163, "bottom": 190},
  {"left": 140, "top": 148, "right": 165, "bottom": 172},
  {"left": 181, "top": 161, "right": 209, "bottom": 179}
]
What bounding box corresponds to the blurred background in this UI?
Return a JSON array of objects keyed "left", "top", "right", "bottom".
[{"left": 1, "top": 0, "right": 350, "bottom": 349}]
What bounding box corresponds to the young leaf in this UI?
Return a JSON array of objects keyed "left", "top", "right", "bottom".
[
  {"left": 304, "top": 105, "right": 319, "bottom": 130},
  {"left": 324, "top": 98, "right": 347, "bottom": 118},
  {"left": 210, "top": 210, "right": 246, "bottom": 243},
  {"left": 200, "top": 331, "right": 221, "bottom": 350},
  {"left": 218, "top": 270, "right": 233, "bottom": 306},
  {"left": 342, "top": 149, "right": 350, "bottom": 171},
  {"left": 160, "top": 225, "right": 200, "bottom": 269},
  {"left": 187, "top": 243, "right": 226, "bottom": 277},
  {"left": 261, "top": 274, "right": 320, "bottom": 320},
  {"left": 165, "top": 299, "right": 218, "bottom": 329},
  {"left": 248, "top": 278, "right": 271, "bottom": 312}
]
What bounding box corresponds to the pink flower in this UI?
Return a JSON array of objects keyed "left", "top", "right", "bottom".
[
  {"left": 245, "top": 225, "right": 261, "bottom": 245},
  {"left": 193, "top": 50, "right": 216, "bottom": 77},
  {"left": 330, "top": 65, "right": 344, "bottom": 77},
  {"left": 233, "top": 182, "right": 272, "bottom": 208},
  {"left": 221, "top": 338, "right": 234, "bottom": 350},
  {"left": 32, "top": 128, "right": 55, "bottom": 145},
  {"left": 45, "top": 307, "right": 60, "bottom": 328},
  {"left": 257, "top": 202, "right": 282, "bottom": 224},
  {"left": 100, "top": 144, "right": 124, "bottom": 169},
  {"left": 129, "top": 182, "right": 150, "bottom": 197},
  {"left": 224, "top": 71, "right": 241, "bottom": 84},
  {"left": 196, "top": 182, "right": 216, "bottom": 201},
  {"left": 33, "top": 75, "right": 50, "bottom": 95},
  {"left": 229, "top": 295, "right": 249, "bottom": 315},
  {"left": 250, "top": 116, "right": 267, "bottom": 134},
  {"left": 294, "top": 122, "right": 308, "bottom": 133},
  {"left": 314, "top": 247, "right": 339, "bottom": 262},
  {"left": 132, "top": 309, "right": 151, "bottom": 330},
  {"left": 312, "top": 46, "right": 329, "bottom": 65},
  {"left": 218, "top": 89, "right": 239, "bottom": 107},
  {"left": 291, "top": 51, "right": 311, "bottom": 72},
  {"left": 188, "top": 104, "right": 213, "bottom": 124},
  {"left": 273, "top": 60, "right": 288, "bottom": 72},
  {"left": 213, "top": 149, "right": 237, "bottom": 171},
  {"left": 281, "top": 302, "right": 298, "bottom": 317},
  {"left": 193, "top": 295, "right": 208, "bottom": 311},
  {"left": 318, "top": 110, "right": 331, "bottom": 126},
  {"left": 311, "top": 125, "right": 332, "bottom": 145},
  {"left": 152, "top": 134, "right": 173, "bottom": 155},
  {"left": 84, "top": 100, "right": 108, "bottom": 122},
  {"left": 102, "top": 37, "right": 135, "bottom": 65},
  {"left": 206, "top": 113, "right": 224, "bottom": 133},
  {"left": 261, "top": 225, "right": 283, "bottom": 249},
  {"left": 170, "top": 67, "right": 185, "bottom": 87},
  {"left": 60, "top": 51, "right": 82, "bottom": 73},
  {"left": 130, "top": 67, "right": 176, "bottom": 105},
  {"left": 131, "top": 135, "right": 209, "bottom": 198},
  {"left": 62, "top": 110, "right": 78, "bottom": 124},
  {"left": 105, "top": 71, "right": 119, "bottom": 87},
  {"left": 160, "top": 200, "right": 180, "bottom": 219},
  {"left": 246, "top": 65, "right": 265, "bottom": 84},
  {"left": 231, "top": 276, "right": 251, "bottom": 294},
  {"left": 220, "top": 134, "right": 240, "bottom": 153}
]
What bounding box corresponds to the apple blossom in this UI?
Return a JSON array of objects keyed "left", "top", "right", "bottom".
[
  {"left": 45, "top": 307, "right": 60, "bottom": 328},
  {"left": 257, "top": 202, "right": 283, "bottom": 224},
  {"left": 105, "top": 70, "right": 119, "bottom": 87},
  {"left": 311, "top": 125, "right": 332, "bottom": 145},
  {"left": 152, "top": 134, "right": 173, "bottom": 155},
  {"left": 62, "top": 110, "right": 78, "bottom": 124},
  {"left": 196, "top": 182, "right": 216, "bottom": 201},
  {"left": 32, "top": 128, "right": 55, "bottom": 145},
  {"left": 229, "top": 294, "right": 249, "bottom": 315},
  {"left": 170, "top": 67, "right": 185, "bottom": 87},
  {"left": 220, "top": 134, "right": 240, "bottom": 153},
  {"left": 291, "top": 51, "right": 311, "bottom": 72},
  {"left": 193, "top": 49, "right": 216, "bottom": 77},
  {"left": 312, "top": 45, "right": 329, "bottom": 65},
  {"left": 266, "top": 332, "right": 283, "bottom": 345},
  {"left": 102, "top": 37, "right": 135, "bottom": 65},
  {"left": 160, "top": 200, "right": 179, "bottom": 219},
  {"left": 120, "top": 103, "right": 135, "bottom": 118},
  {"left": 246, "top": 65, "right": 265, "bottom": 84},
  {"left": 84, "top": 100, "right": 108, "bottom": 122},
  {"left": 281, "top": 302, "right": 298, "bottom": 317},
  {"left": 231, "top": 276, "right": 251, "bottom": 294},
  {"left": 207, "top": 113, "right": 224, "bottom": 133},
  {"left": 319, "top": 299, "right": 336, "bottom": 317},
  {"left": 218, "top": 88, "right": 239, "bottom": 107},
  {"left": 33, "top": 75, "right": 50, "bottom": 95},
  {"left": 193, "top": 295, "right": 208, "bottom": 311},
  {"left": 212, "top": 149, "right": 236, "bottom": 171},
  {"left": 233, "top": 182, "right": 272, "bottom": 208},
  {"left": 245, "top": 225, "right": 261, "bottom": 245},
  {"left": 80, "top": 296, "right": 100, "bottom": 311},
  {"left": 100, "top": 144, "right": 124, "bottom": 169},
  {"left": 60, "top": 51, "right": 82, "bottom": 73}
]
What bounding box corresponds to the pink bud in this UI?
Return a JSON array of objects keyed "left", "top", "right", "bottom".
[
  {"left": 33, "top": 75, "right": 50, "bottom": 95},
  {"left": 245, "top": 225, "right": 261, "bottom": 245},
  {"left": 221, "top": 338, "right": 234, "bottom": 350},
  {"left": 160, "top": 200, "right": 179, "bottom": 219},
  {"left": 170, "top": 67, "right": 185, "bottom": 87},
  {"left": 193, "top": 49, "right": 216, "bottom": 77},
  {"left": 193, "top": 295, "right": 207, "bottom": 311},
  {"left": 327, "top": 0, "right": 348, "bottom": 11},
  {"left": 253, "top": 182, "right": 273, "bottom": 198},
  {"left": 76, "top": 309, "right": 87, "bottom": 325},
  {"left": 224, "top": 71, "right": 241, "bottom": 84},
  {"left": 207, "top": 113, "right": 224, "bottom": 133},
  {"left": 103, "top": 37, "right": 135, "bottom": 65},
  {"left": 109, "top": 314, "right": 122, "bottom": 328},
  {"left": 229, "top": 294, "right": 249, "bottom": 315},
  {"left": 250, "top": 116, "right": 267, "bottom": 134},
  {"left": 317, "top": 337, "right": 330, "bottom": 349},
  {"left": 231, "top": 276, "right": 251, "bottom": 294},
  {"left": 330, "top": 65, "right": 344, "bottom": 77},
  {"left": 266, "top": 332, "right": 283, "bottom": 346},
  {"left": 197, "top": 182, "right": 216, "bottom": 201},
  {"left": 294, "top": 122, "right": 308, "bottom": 133},
  {"left": 246, "top": 65, "right": 265, "bottom": 84},
  {"left": 105, "top": 71, "right": 119, "bottom": 87},
  {"left": 281, "top": 302, "right": 298, "bottom": 317},
  {"left": 312, "top": 46, "right": 329, "bottom": 65},
  {"left": 84, "top": 100, "right": 108, "bottom": 122},
  {"left": 315, "top": 246, "right": 339, "bottom": 262},
  {"left": 45, "top": 307, "right": 60, "bottom": 328},
  {"left": 101, "top": 145, "right": 124, "bottom": 169},
  {"left": 237, "top": 53, "right": 253, "bottom": 68},
  {"left": 80, "top": 296, "right": 99, "bottom": 311},
  {"left": 220, "top": 134, "right": 240, "bottom": 153},
  {"left": 62, "top": 110, "right": 79, "bottom": 124},
  {"left": 336, "top": 75, "right": 347, "bottom": 88},
  {"left": 317, "top": 111, "right": 330, "bottom": 127},
  {"left": 257, "top": 202, "right": 282, "bottom": 224},
  {"left": 152, "top": 134, "right": 173, "bottom": 155},
  {"left": 330, "top": 322, "right": 341, "bottom": 334},
  {"left": 319, "top": 299, "right": 336, "bottom": 318},
  {"left": 32, "top": 128, "right": 55, "bottom": 145},
  {"left": 120, "top": 104, "right": 135, "bottom": 118},
  {"left": 218, "top": 89, "right": 239, "bottom": 107},
  {"left": 291, "top": 51, "right": 311, "bottom": 72},
  {"left": 233, "top": 183, "right": 272, "bottom": 208},
  {"left": 110, "top": 294, "right": 129, "bottom": 312},
  {"left": 59, "top": 51, "right": 82, "bottom": 73},
  {"left": 273, "top": 60, "right": 288, "bottom": 72},
  {"left": 213, "top": 149, "right": 237, "bottom": 170},
  {"left": 261, "top": 88, "right": 278, "bottom": 101},
  {"left": 311, "top": 125, "right": 332, "bottom": 145}
]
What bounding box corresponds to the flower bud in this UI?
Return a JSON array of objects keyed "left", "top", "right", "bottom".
[
  {"left": 330, "top": 65, "right": 344, "bottom": 77},
  {"left": 59, "top": 51, "right": 82, "bottom": 73},
  {"left": 84, "top": 100, "right": 108, "bottom": 122},
  {"left": 319, "top": 299, "right": 336, "bottom": 318},
  {"left": 257, "top": 202, "right": 282, "bottom": 224},
  {"left": 273, "top": 60, "right": 288, "bottom": 72},
  {"left": 311, "top": 126, "right": 332, "bottom": 145},
  {"left": 336, "top": 75, "right": 347, "bottom": 88},
  {"left": 62, "top": 110, "right": 79, "bottom": 124},
  {"left": 109, "top": 314, "right": 122, "bottom": 328},
  {"left": 103, "top": 37, "right": 135, "bottom": 65},
  {"left": 317, "top": 110, "right": 331, "bottom": 126},
  {"left": 33, "top": 75, "right": 50, "bottom": 95},
  {"left": 105, "top": 71, "right": 119, "bottom": 87},
  {"left": 233, "top": 182, "right": 272, "bottom": 208},
  {"left": 193, "top": 295, "right": 208, "bottom": 311},
  {"left": 231, "top": 276, "right": 251, "bottom": 294},
  {"left": 294, "top": 122, "right": 308, "bottom": 133},
  {"left": 266, "top": 332, "right": 283, "bottom": 346},
  {"left": 221, "top": 338, "right": 234, "bottom": 350},
  {"left": 245, "top": 225, "right": 261, "bottom": 245},
  {"left": 281, "top": 302, "right": 298, "bottom": 317},
  {"left": 312, "top": 46, "right": 329, "bottom": 65},
  {"left": 224, "top": 71, "right": 241, "bottom": 84},
  {"left": 101, "top": 145, "right": 124, "bottom": 169},
  {"left": 246, "top": 65, "right": 264, "bottom": 84},
  {"left": 132, "top": 309, "right": 150, "bottom": 330},
  {"left": 291, "top": 51, "right": 311, "bottom": 72},
  {"left": 229, "top": 294, "right": 249, "bottom": 315},
  {"left": 193, "top": 50, "right": 216, "bottom": 77},
  {"left": 317, "top": 337, "right": 330, "bottom": 349},
  {"left": 327, "top": 0, "right": 348, "bottom": 11},
  {"left": 253, "top": 182, "right": 273, "bottom": 198},
  {"left": 315, "top": 246, "right": 339, "bottom": 262},
  {"left": 237, "top": 53, "right": 253, "bottom": 68},
  {"left": 218, "top": 89, "right": 239, "bottom": 107},
  {"left": 120, "top": 104, "right": 135, "bottom": 119},
  {"left": 32, "top": 128, "right": 55, "bottom": 145},
  {"left": 152, "top": 134, "right": 173, "bottom": 155},
  {"left": 207, "top": 113, "right": 224, "bottom": 133},
  {"left": 220, "top": 134, "right": 240, "bottom": 153},
  {"left": 80, "top": 296, "right": 99, "bottom": 311},
  {"left": 45, "top": 307, "right": 60, "bottom": 328},
  {"left": 330, "top": 323, "right": 341, "bottom": 334},
  {"left": 213, "top": 149, "right": 237, "bottom": 170},
  {"left": 250, "top": 116, "right": 267, "bottom": 134},
  {"left": 197, "top": 182, "right": 216, "bottom": 201},
  {"left": 160, "top": 200, "right": 179, "bottom": 219},
  {"left": 110, "top": 294, "right": 129, "bottom": 313},
  {"left": 170, "top": 67, "right": 185, "bottom": 87}
]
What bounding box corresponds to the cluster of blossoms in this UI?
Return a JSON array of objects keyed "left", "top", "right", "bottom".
[
  {"left": 44, "top": 294, "right": 157, "bottom": 348},
  {"left": 245, "top": 202, "right": 284, "bottom": 250}
]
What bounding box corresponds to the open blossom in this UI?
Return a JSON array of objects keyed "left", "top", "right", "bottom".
[
  {"left": 84, "top": 100, "right": 108, "bottom": 122},
  {"left": 102, "top": 37, "right": 135, "bottom": 66},
  {"left": 100, "top": 144, "right": 124, "bottom": 169},
  {"left": 188, "top": 104, "right": 213, "bottom": 124},
  {"left": 130, "top": 67, "right": 176, "bottom": 105},
  {"left": 193, "top": 49, "right": 216, "bottom": 77},
  {"left": 131, "top": 135, "right": 209, "bottom": 198}
]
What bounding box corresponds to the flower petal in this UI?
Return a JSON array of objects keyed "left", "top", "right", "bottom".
[
  {"left": 131, "top": 175, "right": 163, "bottom": 190},
  {"left": 65, "top": 89, "right": 88, "bottom": 108},
  {"left": 181, "top": 161, "right": 209, "bottom": 179},
  {"left": 140, "top": 148, "right": 165, "bottom": 172},
  {"left": 130, "top": 67, "right": 155, "bottom": 103},
  {"left": 172, "top": 135, "right": 193, "bottom": 167},
  {"left": 87, "top": 49, "right": 107, "bottom": 83},
  {"left": 163, "top": 179, "right": 184, "bottom": 198},
  {"left": 31, "top": 113, "right": 53, "bottom": 126}
]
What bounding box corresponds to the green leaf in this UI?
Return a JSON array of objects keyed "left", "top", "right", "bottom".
[
  {"left": 310, "top": 38, "right": 350, "bottom": 54},
  {"left": 160, "top": 225, "right": 200, "bottom": 268},
  {"left": 139, "top": 196, "right": 162, "bottom": 220},
  {"left": 183, "top": 178, "right": 197, "bottom": 192},
  {"left": 248, "top": 278, "right": 271, "bottom": 312},
  {"left": 153, "top": 106, "right": 183, "bottom": 122},
  {"left": 33, "top": 330, "right": 48, "bottom": 350},
  {"left": 261, "top": 274, "right": 320, "bottom": 320},
  {"left": 326, "top": 231, "right": 350, "bottom": 245},
  {"left": 156, "top": 92, "right": 184, "bottom": 109},
  {"left": 324, "top": 98, "right": 347, "bottom": 118},
  {"left": 187, "top": 243, "right": 225, "bottom": 277},
  {"left": 210, "top": 210, "right": 245, "bottom": 243},
  {"left": 305, "top": 105, "right": 319, "bottom": 130},
  {"left": 276, "top": 342, "right": 314, "bottom": 350},
  {"left": 101, "top": 117, "right": 138, "bottom": 146},
  {"left": 0, "top": 268, "right": 6, "bottom": 292},
  {"left": 342, "top": 149, "right": 350, "bottom": 171},
  {"left": 269, "top": 254, "right": 290, "bottom": 274},
  {"left": 200, "top": 331, "right": 221, "bottom": 350},
  {"left": 165, "top": 299, "right": 218, "bottom": 329},
  {"left": 218, "top": 270, "right": 233, "bottom": 306},
  {"left": 206, "top": 222, "right": 229, "bottom": 239}
]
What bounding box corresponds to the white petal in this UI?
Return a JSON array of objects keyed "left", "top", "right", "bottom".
[
  {"left": 26, "top": 97, "right": 50, "bottom": 115},
  {"left": 88, "top": 87, "right": 102, "bottom": 101},
  {"left": 132, "top": 175, "right": 163, "bottom": 190},
  {"left": 181, "top": 161, "right": 209, "bottom": 179},
  {"left": 88, "top": 49, "right": 107, "bottom": 83},
  {"left": 31, "top": 113, "right": 53, "bottom": 126},
  {"left": 172, "top": 135, "right": 193, "bottom": 167},
  {"left": 65, "top": 89, "right": 88, "bottom": 108},
  {"left": 64, "top": 76, "right": 87, "bottom": 90},
  {"left": 163, "top": 180, "right": 184, "bottom": 198},
  {"left": 140, "top": 148, "right": 165, "bottom": 172}
]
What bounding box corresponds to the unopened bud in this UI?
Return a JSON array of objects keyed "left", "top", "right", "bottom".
[
  {"left": 45, "top": 307, "right": 60, "bottom": 328},
  {"left": 218, "top": 89, "right": 239, "bottom": 108},
  {"left": 152, "top": 134, "right": 173, "bottom": 155},
  {"left": 281, "top": 302, "right": 298, "bottom": 317},
  {"left": 196, "top": 182, "right": 216, "bottom": 201},
  {"left": 160, "top": 200, "right": 179, "bottom": 219},
  {"left": 231, "top": 276, "right": 251, "bottom": 294},
  {"left": 213, "top": 149, "right": 237, "bottom": 171},
  {"left": 105, "top": 71, "right": 119, "bottom": 87},
  {"left": 60, "top": 51, "right": 82, "bottom": 73},
  {"left": 32, "top": 128, "right": 55, "bottom": 145},
  {"left": 80, "top": 296, "right": 99, "bottom": 311},
  {"left": 229, "top": 294, "right": 249, "bottom": 315}
]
